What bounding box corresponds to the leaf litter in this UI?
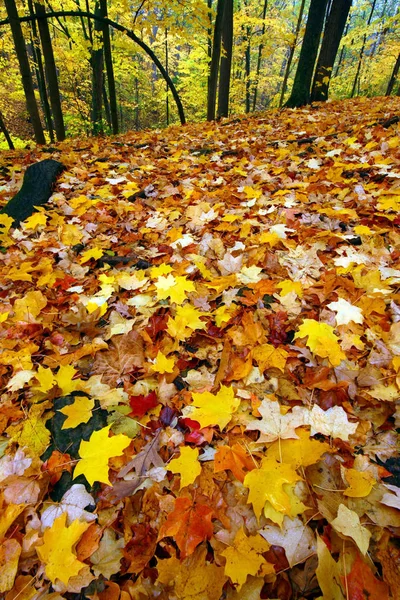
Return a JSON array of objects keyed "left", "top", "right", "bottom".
[{"left": 0, "top": 96, "right": 399, "bottom": 598}]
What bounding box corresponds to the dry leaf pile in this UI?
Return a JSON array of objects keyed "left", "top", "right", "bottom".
[{"left": 0, "top": 95, "right": 400, "bottom": 599}]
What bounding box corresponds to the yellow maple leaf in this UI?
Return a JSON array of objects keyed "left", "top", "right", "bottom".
[
  {"left": 23, "top": 212, "right": 47, "bottom": 230},
  {"left": 79, "top": 247, "right": 104, "bottom": 264},
  {"left": 184, "top": 385, "right": 240, "bottom": 430},
  {"left": 267, "top": 429, "right": 331, "bottom": 468},
  {"left": 243, "top": 457, "right": 302, "bottom": 519},
  {"left": 37, "top": 513, "right": 90, "bottom": 585},
  {"left": 34, "top": 365, "right": 56, "bottom": 393},
  {"left": 221, "top": 527, "right": 272, "bottom": 590},
  {"left": 294, "top": 319, "right": 346, "bottom": 366},
  {"left": 168, "top": 446, "right": 202, "bottom": 489},
  {"left": 73, "top": 425, "right": 131, "bottom": 485},
  {"left": 343, "top": 468, "right": 375, "bottom": 498},
  {"left": 151, "top": 350, "right": 175, "bottom": 374},
  {"left": 55, "top": 365, "right": 81, "bottom": 395},
  {"left": 59, "top": 396, "right": 95, "bottom": 429},
  {"left": 7, "top": 406, "right": 51, "bottom": 456},
  {"left": 259, "top": 231, "right": 281, "bottom": 247},
  {"left": 61, "top": 223, "right": 83, "bottom": 246},
  {"left": 13, "top": 290, "right": 47, "bottom": 322},
  {"left": 253, "top": 344, "right": 288, "bottom": 373},
  {"left": 167, "top": 304, "right": 207, "bottom": 340},
  {"left": 213, "top": 305, "right": 235, "bottom": 327},
  {"left": 263, "top": 484, "right": 308, "bottom": 526},
  {"left": 155, "top": 274, "right": 196, "bottom": 304},
  {"left": 277, "top": 280, "right": 303, "bottom": 298}
]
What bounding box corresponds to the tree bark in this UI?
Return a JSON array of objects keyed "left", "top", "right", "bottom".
[
  {"left": 311, "top": 0, "right": 352, "bottom": 102},
  {"left": 35, "top": 2, "right": 66, "bottom": 140},
  {"left": 285, "top": 0, "right": 329, "bottom": 108},
  {"left": 252, "top": 0, "right": 268, "bottom": 112},
  {"left": 91, "top": 1, "right": 104, "bottom": 135},
  {"left": 278, "top": 0, "right": 306, "bottom": 108},
  {"left": 386, "top": 51, "right": 400, "bottom": 96},
  {"left": 217, "top": 0, "right": 233, "bottom": 118},
  {"left": 0, "top": 110, "right": 14, "bottom": 150},
  {"left": 100, "top": 0, "right": 118, "bottom": 134},
  {"left": 27, "top": 0, "right": 54, "bottom": 142},
  {"left": 4, "top": 0, "right": 46, "bottom": 144},
  {"left": 207, "top": 0, "right": 225, "bottom": 121}
]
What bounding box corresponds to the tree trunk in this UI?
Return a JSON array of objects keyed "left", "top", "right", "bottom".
[
  {"left": 100, "top": 0, "right": 118, "bottom": 134},
  {"left": 27, "top": 0, "right": 54, "bottom": 142},
  {"left": 351, "top": 0, "right": 377, "bottom": 98},
  {"left": 278, "top": 0, "right": 306, "bottom": 108},
  {"left": 386, "top": 51, "right": 400, "bottom": 96},
  {"left": 252, "top": 0, "right": 268, "bottom": 112},
  {"left": 35, "top": 2, "right": 66, "bottom": 141},
  {"left": 0, "top": 110, "right": 14, "bottom": 150},
  {"left": 207, "top": 0, "right": 213, "bottom": 100},
  {"left": 165, "top": 28, "right": 169, "bottom": 126},
  {"left": 91, "top": 1, "right": 104, "bottom": 134},
  {"left": 285, "top": 0, "right": 329, "bottom": 108},
  {"left": 311, "top": 0, "right": 352, "bottom": 102},
  {"left": 244, "top": 23, "right": 251, "bottom": 113},
  {"left": 4, "top": 0, "right": 45, "bottom": 144},
  {"left": 217, "top": 0, "right": 233, "bottom": 118},
  {"left": 207, "top": 0, "right": 224, "bottom": 121}
]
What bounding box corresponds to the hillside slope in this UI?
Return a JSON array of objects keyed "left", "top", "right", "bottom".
[{"left": 0, "top": 96, "right": 400, "bottom": 599}]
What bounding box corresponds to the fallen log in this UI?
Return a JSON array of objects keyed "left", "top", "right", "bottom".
[{"left": 0, "top": 158, "right": 64, "bottom": 225}]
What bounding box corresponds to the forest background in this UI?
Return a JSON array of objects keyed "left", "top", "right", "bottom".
[{"left": 0, "top": 0, "right": 400, "bottom": 149}]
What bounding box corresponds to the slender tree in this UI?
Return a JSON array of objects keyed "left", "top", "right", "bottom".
[
  {"left": 217, "top": 0, "right": 233, "bottom": 118},
  {"left": 100, "top": 0, "right": 118, "bottom": 134},
  {"left": 252, "top": 0, "right": 268, "bottom": 112},
  {"left": 91, "top": 1, "right": 104, "bottom": 134},
  {"left": 35, "top": 2, "right": 66, "bottom": 140},
  {"left": 4, "top": 0, "right": 46, "bottom": 144},
  {"left": 351, "top": 0, "right": 377, "bottom": 97},
  {"left": 386, "top": 51, "right": 400, "bottom": 95},
  {"left": 285, "top": 0, "right": 329, "bottom": 108},
  {"left": 279, "top": 0, "right": 306, "bottom": 108},
  {"left": 311, "top": 0, "right": 352, "bottom": 102},
  {"left": 207, "top": 0, "right": 225, "bottom": 120},
  {"left": 0, "top": 109, "right": 14, "bottom": 150}
]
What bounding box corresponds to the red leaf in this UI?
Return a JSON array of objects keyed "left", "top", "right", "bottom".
[
  {"left": 129, "top": 391, "right": 158, "bottom": 417},
  {"left": 343, "top": 554, "right": 389, "bottom": 600}
]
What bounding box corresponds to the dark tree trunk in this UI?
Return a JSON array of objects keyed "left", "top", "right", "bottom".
[
  {"left": 165, "top": 28, "right": 169, "bottom": 126},
  {"left": 311, "top": 0, "right": 352, "bottom": 102},
  {"left": 27, "top": 0, "right": 54, "bottom": 142},
  {"left": 386, "top": 52, "right": 400, "bottom": 96},
  {"left": 252, "top": 0, "right": 268, "bottom": 112},
  {"left": 217, "top": 0, "right": 233, "bottom": 118},
  {"left": 285, "top": 0, "right": 329, "bottom": 108},
  {"left": 245, "top": 23, "right": 251, "bottom": 113},
  {"left": 207, "top": 0, "right": 213, "bottom": 100},
  {"left": 35, "top": 2, "right": 66, "bottom": 140},
  {"left": 207, "top": 0, "right": 225, "bottom": 121},
  {"left": 0, "top": 159, "right": 64, "bottom": 225},
  {"left": 0, "top": 110, "right": 14, "bottom": 150},
  {"left": 100, "top": 0, "right": 118, "bottom": 134},
  {"left": 351, "top": 0, "right": 377, "bottom": 97},
  {"left": 91, "top": 1, "right": 104, "bottom": 134},
  {"left": 4, "top": 0, "right": 46, "bottom": 144},
  {"left": 279, "top": 0, "right": 306, "bottom": 108}
]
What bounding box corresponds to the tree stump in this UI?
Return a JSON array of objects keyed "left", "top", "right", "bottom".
[{"left": 0, "top": 158, "right": 64, "bottom": 225}]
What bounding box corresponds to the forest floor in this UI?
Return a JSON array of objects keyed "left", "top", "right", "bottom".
[{"left": 0, "top": 95, "right": 400, "bottom": 599}]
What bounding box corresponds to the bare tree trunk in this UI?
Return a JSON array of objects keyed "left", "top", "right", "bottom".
[
  {"left": 279, "top": 0, "right": 306, "bottom": 108},
  {"left": 252, "top": 0, "right": 268, "bottom": 112},
  {"left": 35, "top": 1, "right": 66, "bottom": 140},
  {"left": 245, "top": 24, "right": 251, "bottom": 113},
  {"left": 100, "top": 0, "right": 118, "bottom": 134},
  {"left": 311, "top": 0, "right": 352, "bottom": 102},
  {"left": 217, "top": 0, "right": 233, "bottom": 118},
  {"left": 207, "top": 0, "right": 213, "bottom": 100},
  {"left": 165, "top": 28, "right": 169, "bottom": 126},
  {"left": 386, "top": 52, "right": 400, "bottom": 96},
  {"left": 351, "top": 0, "right": 377, "bottom": 98},
  {"left": 91, "top": 1, "right": 104, "bottom": 134},
  {"left": 4, "top": 0, "right": 45, "bottom": 144},
  {"left": 207, "top": 0, "right": 225, "bottom": 120},
  {"left": 27, "top": 0, "right": 54, "bottom": 142},
  {"left": 0, "top": 109, "right": 14, "bottom": 150}
]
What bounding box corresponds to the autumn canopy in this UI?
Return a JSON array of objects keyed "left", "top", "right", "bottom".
[{"left": 0, "top": 95, "right": 399, "bottom": 598}]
